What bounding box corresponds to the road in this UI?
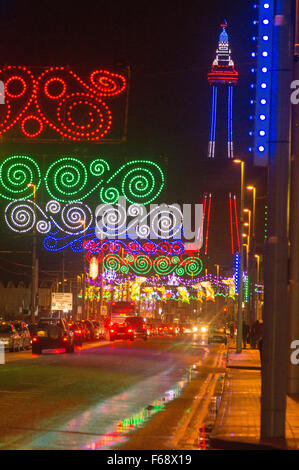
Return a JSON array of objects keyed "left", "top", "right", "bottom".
[{"left": 0, "top": 336, "right": 226, "bottom": 450}]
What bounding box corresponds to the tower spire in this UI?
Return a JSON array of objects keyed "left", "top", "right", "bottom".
[{"left": 207, "top": 22, "right": 239, "bottom": 159}]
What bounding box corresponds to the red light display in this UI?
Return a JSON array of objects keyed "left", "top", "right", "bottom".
[{"left": 0, "top": 65, "right": 128, "bottom": 142}]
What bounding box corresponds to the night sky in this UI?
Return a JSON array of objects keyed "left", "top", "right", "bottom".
[{"left": 0, "top": 0, "right": 267, "bottom": 284}]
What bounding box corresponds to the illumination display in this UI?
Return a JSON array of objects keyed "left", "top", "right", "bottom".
[
  {"left": 0, "top": 156, "right": 165, "bottom": 204},
  {"left": 0, "top": 66, "right": 128, "bottom": 142},
  {"left": 251, "top": 1, "right": 274, "bottom": 165},
  {"left": 264, "top": 203, "right": 268, "bottom": 239},
  {"left": 89, "top": 257, "right": 99, "bottom": 280},
  {"left": 84, "top": 238, "right": 185, "bottom": 256},
  {"left": 207, "top": 21, "right": 238, "bottom": 159},
  {"left": 244, "top": 273, "right": 249, "bottom": 302},
  {"left": 0, "top": 155, "right": 42, "bottom": 200},
  {"left": 5, "top": 200, "right": 93, "bottom": 234},
  {"left": 234, "top": 252, "right": 240, "bottom": 294},
  {"left": 101, "top": 253, "right": 203, "bottom": 278}
]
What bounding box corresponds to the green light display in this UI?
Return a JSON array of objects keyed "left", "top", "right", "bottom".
[
  {"left": 103, "top": 253, "right": 203, "bottom": 278},
  {"left": 0, "top": 155, "right": 42, "bottom": 200},
  {"left": 0, "top": 155, "right": 165, "bottom": 204}
]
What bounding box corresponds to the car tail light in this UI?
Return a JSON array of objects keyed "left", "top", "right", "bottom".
[
  {"left": 127, "top": 329, "right": 133, "bottom": 333},
  {"left": 32, "top": 337, "right": 37, "bottom": 342},
  {"left": 110, "top": 329, "right": 114, "bottom": 333},
  {"left": 75, "top": 330, "right": 81, "bottom": 334},
  {"left": 63, "top": 337, "right": 68, "bottom": 342}
]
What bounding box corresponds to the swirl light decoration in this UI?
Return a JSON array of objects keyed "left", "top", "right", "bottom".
[
  {"left": 4, "top": 199, "right": 93, "bottom": 235},
  {"left": 45, "top": 157, "right": 110, "bottom": 202},
  {"left": 101, "top": 253, "right": 203, "bottom": 278},
  {"left": 0, "top": 66, "right": 128, "bottom": 142},
  {"left": 4, "top": 199, "right": 50, "bottom": 233},
  {"left": 99, "top": 160, "right": 165, "bottom": 204},
  {"left": 0, "top": 155, "right": 41, "bottom": 200},
  {"left": 84, "top": 238, "right": 185, "bottom": 257},
  {"left": 0, "top": 156, "right": 165, "bottom": 204}
]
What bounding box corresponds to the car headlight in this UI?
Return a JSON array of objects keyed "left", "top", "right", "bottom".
[
  {"left": 192, "top": 326, "right": 198, "bottom": 332},
  {"left": 201, "top": 326, "right": 207, "bottom": 333}
]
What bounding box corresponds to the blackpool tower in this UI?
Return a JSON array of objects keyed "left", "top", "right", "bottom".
[{"left": 207, "top": 21, "right": 239, "bottom": 159}]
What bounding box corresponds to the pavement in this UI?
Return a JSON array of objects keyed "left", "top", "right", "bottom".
[{"left": 210, "top": 345, "right": 299, "bottom": 450}]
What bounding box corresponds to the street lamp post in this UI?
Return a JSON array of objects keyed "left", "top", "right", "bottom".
[
  {"left": 234, "top": 159, "right": 245, "bottom": 353},
  {"left": 80, "top": 220, "right": 87, "bottom": 320},
  {"left": 214, "top": 264, "right": 220, "bottom": 316},
  {"left": 243, "top": 208, "right": 252, "bottom": 323},
  {"left": 254, "top": 254, "right": 260, "bottom": 320},
  {"left": 27, "top": 184, "right": 38, "bottom": 324},
  {"left": 247, "top": 186, "right": 257, "bottom": 323}
]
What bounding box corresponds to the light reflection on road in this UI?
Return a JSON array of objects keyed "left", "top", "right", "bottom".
[{"left": 26, "top": 367, "right": 191, "bottom": 450}]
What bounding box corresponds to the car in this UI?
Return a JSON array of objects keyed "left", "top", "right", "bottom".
[
  {"left": 32, "top": 317, "right": 75, "bottom": 354},
  {"left": 126, "top": 316, "right": 148, "bottom": 340},
  {"left": 165, "top": 324, "right": 179, "bottom": 336},
  {"left": 157, "top": 324, "right": 167, "bottom": 336},
  {"left": 182, "top": 324, "right": 197, "bottom": 334},
  {"left": 0, "top": 322, "right": 22, "bottom": 352},
  {"left": 108, "top": 320, "right": 134, "bottom": 341},
  {"left": 84, "top": 320, "right": 96, "bottom": 340},
  {"left": 67, "top": 322, "right": 83, "bottom": 346},
  {"left": 13, "top": 321, "right": 31, "bottom": 350},
  {"left": 28, "top": 323, "right": 38, "bottom": 344},
  {"left": 90, "top": 320, "right": 105, "bottom": 340},
  {"left": 208, "top": 327, "right": 228, "bottom": 345},
  {"left": 77, "top": 320, "right": 91, "bottom": 341}
]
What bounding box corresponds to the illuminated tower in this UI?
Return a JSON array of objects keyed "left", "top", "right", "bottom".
[{"left": 207, "top": 21, "right": 239, "bottom": 159}]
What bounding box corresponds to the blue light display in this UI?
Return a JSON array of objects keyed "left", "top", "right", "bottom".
[
  {"left": 234, "top": 252, "right": 240, "bottom": 294},
  {"left": 251, "top": 1, "right": 274, "bottom": 166}
]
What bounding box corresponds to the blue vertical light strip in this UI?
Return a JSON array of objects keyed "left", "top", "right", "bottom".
[
  {"left": 208, "top": 85, "right": 218, "bottom": 158},
  {"left": 253, "top": 1, "right": 275, "bottom": 166},
  {"left": 234, "top": 252, "right": 240, "bottom": 294},
  {"left": 228, "top": 85, "right": 234, "bottom": 158}
]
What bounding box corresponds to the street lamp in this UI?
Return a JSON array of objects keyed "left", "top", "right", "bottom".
[
  {"left": 246, "top": 186, "right": 256, "bottom": 238},
  {"left": 243, "top": 209, "right": 252, "bottom": 253},
  {"left": 79, "top": 219, "right": 87, "bottom": 319},
  {"left": 254, "top": 254, "right": 261, "bottom": 320},
  {"left": 233, "top": 159, "right": 245, "bottom": 353},
  {"left": 247, "top": 186, "right": 257, "bottom": 323},
  {"left": 27, "top": 183, "right": 38, "bottom": 323},
  {"left": 244, "top": 207, "right": 253, "bottom": 322},
  {"left": 242, "top": 233, "right": 249, "bottom": 268},
  {"left": 214, "top": 264, "right": 220, "bottom": 315}
]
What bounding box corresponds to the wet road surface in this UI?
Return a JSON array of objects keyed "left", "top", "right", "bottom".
[{"left": 0, "top": 336, "right": 225, "bottom": 450}]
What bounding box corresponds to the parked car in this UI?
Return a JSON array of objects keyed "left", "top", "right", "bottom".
[
  {"left": 13, "top": 322, "right": 31, "bottom": 350},
  {"left": 32, "top": 318, "right": 75, "bottom": 354},
  {"left": 0, "top": 323, "right": 22, "bottom": 352}
]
